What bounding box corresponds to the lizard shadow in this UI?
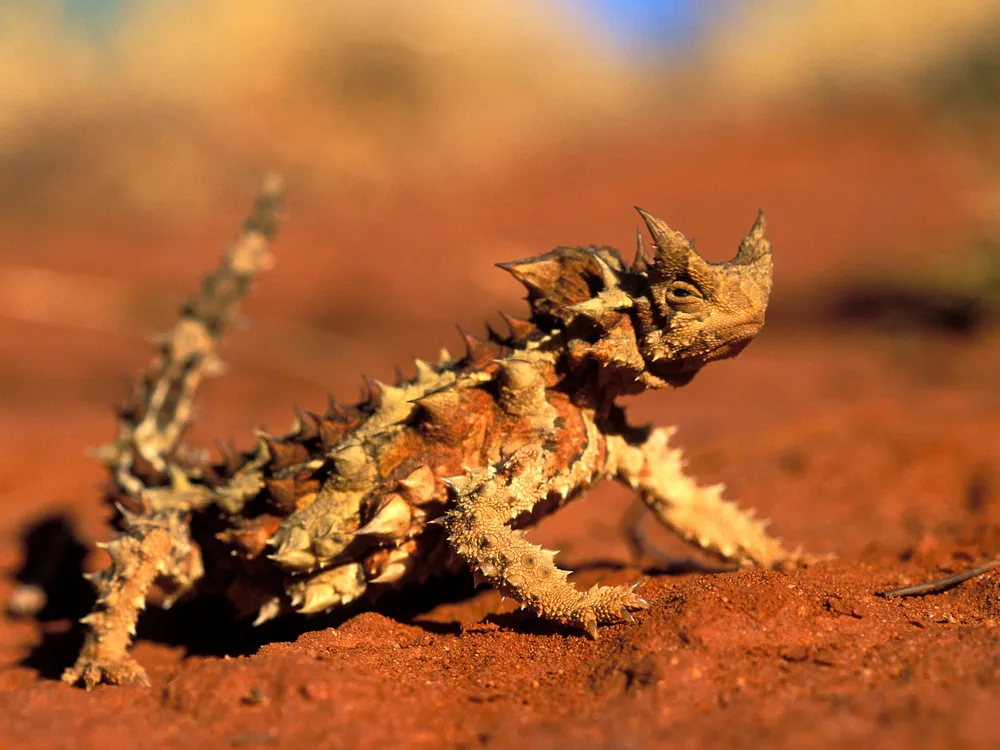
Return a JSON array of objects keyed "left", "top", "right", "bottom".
[
  {"left": 13, "top": 515, "right": 727, "bottom": 681},
  {"left": 11, "top": 513, "right": 480, "bottom": 679}
]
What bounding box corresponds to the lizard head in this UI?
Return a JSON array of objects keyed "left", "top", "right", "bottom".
[
  {"left": 630, "top": 208, "right": 773, "bottom": 385},
  {"left": 493, "top": 208, "right": 773, "bottom": 392}
]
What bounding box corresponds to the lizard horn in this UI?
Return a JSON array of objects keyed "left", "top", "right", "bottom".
[
  {"left": 635, "top": 207, "right": 691, "bottom": 258},
  {"left": 635, "top": 207, "right": 707, "bottom": 280},
  {"left": 733, "top": 210, "right": 771, "bottom": 266}
]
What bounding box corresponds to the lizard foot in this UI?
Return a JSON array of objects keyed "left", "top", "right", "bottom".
[
  {"left": 573, "top": 581, "right": 650, "bottom": 639},
  {"left": 62, "top": 655, "right": 151, "bottom": 690}
]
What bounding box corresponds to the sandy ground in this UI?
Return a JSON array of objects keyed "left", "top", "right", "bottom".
[{"left": 1, "top": 113, "right": 999, "bottom": 749}]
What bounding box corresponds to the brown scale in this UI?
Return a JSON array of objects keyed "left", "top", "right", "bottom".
[{"left": 215, "top": 514, "right": 283, "bottom": 558}]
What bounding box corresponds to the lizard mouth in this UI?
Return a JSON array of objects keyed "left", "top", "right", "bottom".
[{"left": 644, "top": 328, "right": 757, "bottom": 384}]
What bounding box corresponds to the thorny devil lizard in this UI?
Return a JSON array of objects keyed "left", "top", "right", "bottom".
[{"left": 63, "top": 177, "right": 808, "bottom": 689}]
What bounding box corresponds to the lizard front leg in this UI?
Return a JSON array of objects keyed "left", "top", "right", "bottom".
[
  {"left": 443, "top": 448, "right": 648, "bottom": 638},
  {"left": 607, "top": 426, "right": 807, "bottom": 569}
]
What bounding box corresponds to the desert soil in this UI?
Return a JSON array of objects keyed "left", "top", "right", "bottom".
[{"left": 1, "top": 114, "right": 998, "bottom": 749}]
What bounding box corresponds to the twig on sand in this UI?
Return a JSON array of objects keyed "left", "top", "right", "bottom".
[{"left": 877, "top": 558, "right": 1000, "bottom": 598}]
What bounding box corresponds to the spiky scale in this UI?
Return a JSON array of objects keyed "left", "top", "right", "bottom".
[
  {"left": 265, "top": 477, "right": 297, "bottom": 510},
  {"left": 264, "top": 438, "right": 309, "bottom": 472},
  {"left": 291, "top": 405, "right": 320, "bottom": 441},
  {"left": 496, "top": 255, "right": 562, "bottom": 295},
  {"left": 413, "top": 358, "right": 436, "bottom": 384},
  {"left": 253, "top": 597, "right": 283, "bottom": 627},
  {"left": 356, "top": 494, "right": 412, "bottom": 538},
  {"left": 332, "top": 444, "right": 368, "bottom": 478},
  {"left": 632, "top": 226, "right": 650, "bottom": 273},
  {"left": 325, "top": 397, "right": 350, "bottom": 421},
  {"left": 415, "top": 389, "right": 460, "bottom": 426},
  {"left": 498, "top": 311, "right": 537, "bottom": 344},
  {"left": 398, "top": 465, "right": 436, "bottom": 503},
  {"left": 269, "top": 547, "right": 316, "bottom": 572},
  {"left": 458, "top": 327, "right": 497, "bottom": 369},
  {"left": 360, "top": 376, "right": 382, "bottom": 409}
]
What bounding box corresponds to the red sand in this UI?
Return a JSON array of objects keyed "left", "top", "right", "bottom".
[{"left": 1, "top": 115, "right": 998, "bottom": 749}]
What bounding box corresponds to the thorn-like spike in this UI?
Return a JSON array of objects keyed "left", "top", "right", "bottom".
[
  {"left": 635, "top": 206, "right": 687, "bottom": 249},
  {"left": 484, "top": 320, "right": 505, "bottom": 344},
  {"left": 253, "top": 597, "right": 283, "bottom": 627},
  {"left": 413, "top": 358, "right": 436, "bottom": 384},
  {"left": 316, "top": 416, "right": 348, "bottom": 451},
  {"left": 442, "top": 475, "right": 471, "bottom": 495},
  {"left": 277, "top": 526, "right": 310, "bottom": 552},
  {"left": 733, "top": 209, "right": 773, "bottom": 296},
  {"left": 264, "top": 437, "right": 308, "bottom": 471},
  {"left": 584, "top": 613, "right": 599, "bottom": 640},
  {"left": 734, "top": 209, "right": 770, "bottom": 264},
  {"left": 458, "top": 326, "right": 495, "bottom": 367},
  {"left": 297, "top": 585, "right": 339, "bottom": 615},
  {"left": 355, "top": 493, "right": 412, "bottom": 538},
  {"left": 360, "top": 376, "right": 382, "bottom": 408},
  {"left": 635, "top": 206, "right": 697, "bottom": 276},
  {"left": 269, "top": 547, "right": 317, "bottom": 571},
  {"left": 414, "top": 389, "right": 459, "bottom": 423},
  {"left": 438, "top": 348, "right": 454, "bottom": 367},
  {"left": 398, "top": 465, "right": 436, "bottom": 503},
  {"left": 265, "top": 477, "right": 298, "bottom": 511},
  {"left": 332, "top": 444, "right": 368, "bottom": 477},
  {"left": 496, "top": 358, "right": 538, "bottom": 391},
  {"left": 496, "top": 255, "right": 563, "bottom": 296},
  {"left": 375, "top": 381, "right": 408, "bottom": 407},
  {"left": 632, "top": 226, "right": 649, "bottom": 273},
  {"left": 566, "top": 296, "right": 608, "bottom": 319},
  {"left": 114, "top": 501, "right": 140, "bottom": 524},
  {"left": 291, "top": 404, "right": 320, "bottom": 441},
  {"left": 498, "top": 311, "right": 536, "bottom": 344},
  {"left": 369, "top": 561, "right": 409, "bottom": 585},
  {"left": 326, "top": 397, "right": 349, "bottom": 421},
  {"left": 591, "top": 254, "right": 620, "bottom": 290},
  {"left": 214, "top": 439, "right": 242, "bottom": 474}
]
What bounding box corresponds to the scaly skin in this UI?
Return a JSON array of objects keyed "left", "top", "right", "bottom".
[{"left": 63, "top": 184, "right": 807, "bottom": 688}]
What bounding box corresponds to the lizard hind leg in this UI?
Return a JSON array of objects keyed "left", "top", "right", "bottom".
[
  {"left": 62, "top": 509, "right": 203, "bottom": 689},
  {"left": 443, "top": 451, "right": 648, "bottom": 638}
]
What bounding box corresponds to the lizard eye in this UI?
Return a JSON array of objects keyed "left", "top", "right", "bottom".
[{"left": 666, "top": 281, "right": 703, "bottom": 303}]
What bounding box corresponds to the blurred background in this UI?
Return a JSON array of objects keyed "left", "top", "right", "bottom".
[
  {"left": 1, "top": 0, "right": 1000, "bottom": 575},
  {"left": 4, "top": 3, "right": 1000, "bottom": 739}
]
